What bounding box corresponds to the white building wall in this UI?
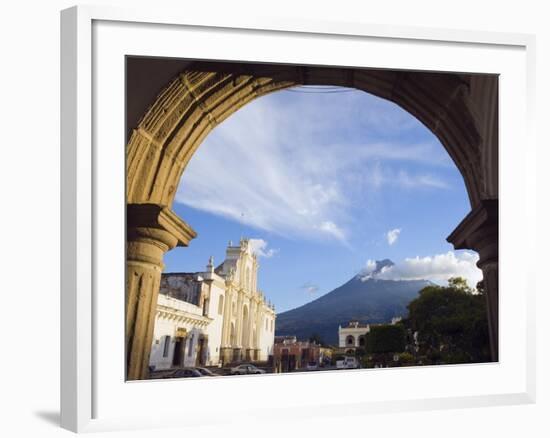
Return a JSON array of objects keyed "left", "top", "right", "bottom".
[
  {"left": 182, "top": 327, "right": 202, "bottom": 368},
  {"left": 149, "top": 295, "right": 211, "bottom": 371},
  {"left": 203, "top": 276, "right": 226, "bottom": 366},
  {"left": 149, "top": 316, "right": 177, "bottom": 371},
  {"left": 258, "top": 309, "right": 275, "bottom": 360},
  {"left": 338, "top": 325, "right": 370, "bottom": 348},
  {"left": 150, "top": 318, "right": 205, "bottom": 371}
]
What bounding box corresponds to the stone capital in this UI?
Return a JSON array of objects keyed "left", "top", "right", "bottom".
[
  {"left": 126, "top": 203, "right": 197, "bottom": 271},
  {"left": 447, "top": 199, "right": 498, "bottom": 268},
  {"left": 127, "top": 203, "right": 196, "bottom": 248}
]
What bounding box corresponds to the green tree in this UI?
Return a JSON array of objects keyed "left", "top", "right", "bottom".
[
  {"left": 407, "top": 277, "right": 490, "bottom": 364},
  {"left": 447, "top": 276, "right": 473, "bottom": 293},
  {"left": 365, "top": 324, "right": 406, "bottom": 354},
  {"left": 397, "top": 352, "right": 415, "bottom": 365}
]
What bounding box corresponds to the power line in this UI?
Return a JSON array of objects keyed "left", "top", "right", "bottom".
[{"left": 283, "top": 85, "right": 357, "bottom": 94}]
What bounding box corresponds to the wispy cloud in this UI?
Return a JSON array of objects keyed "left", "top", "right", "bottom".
[
  {"left": 316, "top": 221, "right": 347, "bottom": 243},
  {"left": 176, "top": 89, "right": 455, "bottom": 243},
  {"left": 249, "top": 238, "right": 278, "bottom": 258},
  {"left": 395, "top": 170, "right": 449, "bottom": 189},
  {"left": 301, "top": 282, "right": 320, "bottom": 294},
  {"left": 386, "top": 228, "right": 401, "bottom": 245},
  {"left": 360, "top": 251, "right": 483, "bottom": 288}
]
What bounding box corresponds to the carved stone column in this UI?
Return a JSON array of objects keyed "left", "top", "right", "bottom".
[
  {"left": 221, "top": 287, "right": 232, "bottom": 347},
  {"left": 447, "top": 199, "right": 498, "bottom": 361},
  {"left": 255, "top": 300, "right": 262, "bottom": 349},
  {"left": 249, "top": 300, "right": 256, "bottom": 348},
  {"left": 234, "top": 290, "right": 244, "bottom": 361},
  {"left": 126, "top": 204, "right": 196, "bottom": 380},
  {"left": 219, "top": 285, "right": 233, "bottom": 365}
]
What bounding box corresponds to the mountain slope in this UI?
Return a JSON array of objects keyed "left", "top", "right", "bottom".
[{"left": 275, "top": 260, "right": 430, "bottom": 345}]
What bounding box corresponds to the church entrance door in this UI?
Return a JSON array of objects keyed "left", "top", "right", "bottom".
[{"left": 172, "top": 336, "right": 186, "bottom": 367}]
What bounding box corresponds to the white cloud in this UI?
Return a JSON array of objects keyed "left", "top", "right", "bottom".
[
  {"left": 316, "top": 221, "right": 347, "bottom": 243},
  {"left": 361, "top": 251, "right": 483, "bottom": 288},
  {"left": 301, "top": 282, "right": 320, "bottom": 294},
  {"left": 386, "top": 228, "right": 401, "bottom": 245},
  {"left": 248, "top": 238, "right": 278, "bottom": 258},
  {"left": 360, "top": 259, "right": 394, "bottom": 280},
  {"left": 364, "top": 259, "right": 377, "bottom": 273},
  {"left": 395, "top": 170, "right": 449, "bottom": 189},
  {"left": 176, "top": 89, "right": 456, "bottom": 243}
]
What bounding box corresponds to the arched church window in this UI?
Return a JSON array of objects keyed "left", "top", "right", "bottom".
[{"left": 346, "top": 335, "right": 355, "bottom": 346}]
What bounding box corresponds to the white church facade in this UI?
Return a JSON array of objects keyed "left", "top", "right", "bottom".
[{"left": 149, "top": 239, "right": 276, "bottom": 371}]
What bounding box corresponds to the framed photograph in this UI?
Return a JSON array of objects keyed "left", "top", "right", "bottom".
[{"left": 61, "top": 5, "right": 536, "bottom": 433}]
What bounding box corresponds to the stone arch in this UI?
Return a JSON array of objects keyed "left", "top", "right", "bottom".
[
  {"left": 346, "top": 335, "right": 355, "bottom": 346},
  {"left": 126, "top": 61, "right": 499, "bottom": 380},
  {"left": 127, "top": 64, "right": 492, "bottom": 208}
]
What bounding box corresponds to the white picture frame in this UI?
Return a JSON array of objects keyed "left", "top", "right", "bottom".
[{"left": 60, "top": 5, "right": 536, "bottom": 433}]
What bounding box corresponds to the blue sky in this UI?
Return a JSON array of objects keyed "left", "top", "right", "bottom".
[{"left": 164, "top": 86, "right": 482, "bottom": 313}]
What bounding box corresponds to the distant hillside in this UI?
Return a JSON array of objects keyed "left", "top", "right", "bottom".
[{"left": 275, "top": 260, "right": 430, "bottom": 345}]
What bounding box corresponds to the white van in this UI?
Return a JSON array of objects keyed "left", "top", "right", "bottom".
[{"left": 336, "top": 356, "right": 359, "bottom": 369}]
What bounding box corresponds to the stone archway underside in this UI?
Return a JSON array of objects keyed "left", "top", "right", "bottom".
[
  {"left": 127, "top": 63, "right": 497, "bottom": 208},
  {"left": 125, "top": 61, "right": 499, "bottom": 380}
]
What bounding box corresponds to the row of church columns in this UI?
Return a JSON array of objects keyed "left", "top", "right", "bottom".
[{"left": 219, "top": 287, "right": 264, "bottom": 352}]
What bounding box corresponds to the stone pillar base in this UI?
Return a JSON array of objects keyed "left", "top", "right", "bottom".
[
  {"left": 220, "top": 347, "right": 233, "bottom": 366},
  {"left": 232, "top": 348, "right": 243, "bottom": 363},
  {"left": 244, "top": 348, "right": 262, "bottom": 361}
]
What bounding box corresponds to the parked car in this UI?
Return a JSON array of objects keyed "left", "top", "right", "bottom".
[
  {"left": 336, "top": 356, "right": 359, "bottom": 369},
  {"left": 165, "top": 367, "right": 202, "bottom": 378},
  {"left": 195, "top": 367, "right": 219, "bottom": 377},
  {"left": 306, "top": 361, "right": 318, "bottom": 371},
  {"left": 230, "top": 364, "right": 266, "bottom": 375}
]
